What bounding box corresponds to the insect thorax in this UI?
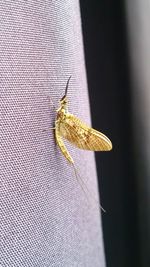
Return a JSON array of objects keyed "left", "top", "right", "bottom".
[{"left": 57, "top": 107, "right": 67, "bottom": 121}]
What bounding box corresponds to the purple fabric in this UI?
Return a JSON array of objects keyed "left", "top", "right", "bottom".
[{"left": 1, "top": 1, "right": 105, "bottom": 266}]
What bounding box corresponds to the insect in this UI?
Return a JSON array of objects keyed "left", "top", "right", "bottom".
[
  {"left": 52, "top": 76, "right": 112, "bottom": 210},
  {"left": 54, "top": 76, "right": 112, "bottom": 164}
]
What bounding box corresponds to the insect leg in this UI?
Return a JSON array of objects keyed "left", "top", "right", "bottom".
[{"left": 47, "top": 95, "right": 57, "bottom": 111}]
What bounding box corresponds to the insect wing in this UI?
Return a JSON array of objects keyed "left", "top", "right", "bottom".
[{"left": 59, "top": 114, "right": 112, "bottom": 151}]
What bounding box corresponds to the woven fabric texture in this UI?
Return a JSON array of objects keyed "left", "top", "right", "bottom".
[{"left": 1, "top": 1, "right": 105, "bottom": 266}]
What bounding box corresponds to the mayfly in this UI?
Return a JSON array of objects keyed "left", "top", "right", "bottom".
[{"left": 53, "top": 76, "right": 112, "bottom": 210}]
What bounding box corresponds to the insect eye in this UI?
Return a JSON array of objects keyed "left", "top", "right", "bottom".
[{"left": 60, "top": 97, "right": 67, "bottom": 105}]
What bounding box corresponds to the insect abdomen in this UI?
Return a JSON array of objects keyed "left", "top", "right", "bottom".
[{"left": 55, "top": 125, "right": 74, "bottom": 164}]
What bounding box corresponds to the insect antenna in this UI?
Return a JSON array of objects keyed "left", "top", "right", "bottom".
[
  {"left": 61, "top": 76, "right": 72, "bottom": 101},
  {"left": 72, "top": 164, "right": 106, "bottom": 212},
  {"left": 65, "top": 76, "right": 71, "bottom": 97}
]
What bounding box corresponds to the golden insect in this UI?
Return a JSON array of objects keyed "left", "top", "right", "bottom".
[
  {"left": 52, "top": 76, "right": 112, "bottom": 210},
  {"left": 54, "top": 76, "right": 112, "bottom": 163}
]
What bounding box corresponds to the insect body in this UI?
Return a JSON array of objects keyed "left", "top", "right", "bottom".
[{"left": 55, "top": 76, "right": 112, "bottom": 164}]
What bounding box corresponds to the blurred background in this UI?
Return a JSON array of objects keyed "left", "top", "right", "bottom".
[{"left": 79, "top": 1, "right": 150, "bottom": 267}]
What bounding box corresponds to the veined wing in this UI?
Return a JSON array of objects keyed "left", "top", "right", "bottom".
[{"left": 59, "top": 114, "right": 112, "bottom": 151}]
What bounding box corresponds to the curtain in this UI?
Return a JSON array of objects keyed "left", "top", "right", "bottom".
[{"left": 1, "top": 1, "right": 105, "bottom": 266}]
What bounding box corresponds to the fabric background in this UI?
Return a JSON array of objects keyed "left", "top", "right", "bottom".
[{"left": 1, "top": 1, "right": 105, "bottom": 266}]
